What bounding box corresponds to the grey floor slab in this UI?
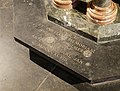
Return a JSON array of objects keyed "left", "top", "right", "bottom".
[
  {"left": 0, "top": 3, "right": 50, "bottom": 91},
  {"left": 74, "top": 79, "right": 120, "bottom": 91},
  {"left": 36, "top": 73, "right": 79, "bottom": 91},
  {"left": 0, "top": 0, "right": 13, "bottom": 8}
]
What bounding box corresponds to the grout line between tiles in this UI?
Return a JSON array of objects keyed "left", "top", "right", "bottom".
[{"left": 33, "top": 72, "right": 52, "bottom": 91}]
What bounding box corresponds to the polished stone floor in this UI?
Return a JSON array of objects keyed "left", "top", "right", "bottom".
[{"left": 0, "top": 0, "right": 79, "bottom": 91}]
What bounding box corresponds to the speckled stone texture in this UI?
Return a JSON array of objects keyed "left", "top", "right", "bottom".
[
  {"left": 13, "top": 0, "right": 120, "bottom": 91},
  {"left": 0, "top": 0, "right": 79, "bottom": 91},
  {"left": 14, "top": 0, "right": 120, "bottom": 83}
]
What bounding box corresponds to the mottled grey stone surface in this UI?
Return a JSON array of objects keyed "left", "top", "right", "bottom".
[
  {"left": 36, "top": 74, "right": 79, "bottom": 91},
  {"left": 0, "top": 0, "right": 13, "bottom": 8},
  {"left": 1, "top": 0, "right": 119, "bottom": 91},
  {"left": 14, "top": 0, "right": 120, "bottom": 83},
  {"left": 74, "top": 79, "right": 120, "bottom": 91},
  {"left": 0, "top": 0, "right": 80, "bottom": 91},
  {"left": 0, "top": 4, "right": 50, "bottom": 91}
]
